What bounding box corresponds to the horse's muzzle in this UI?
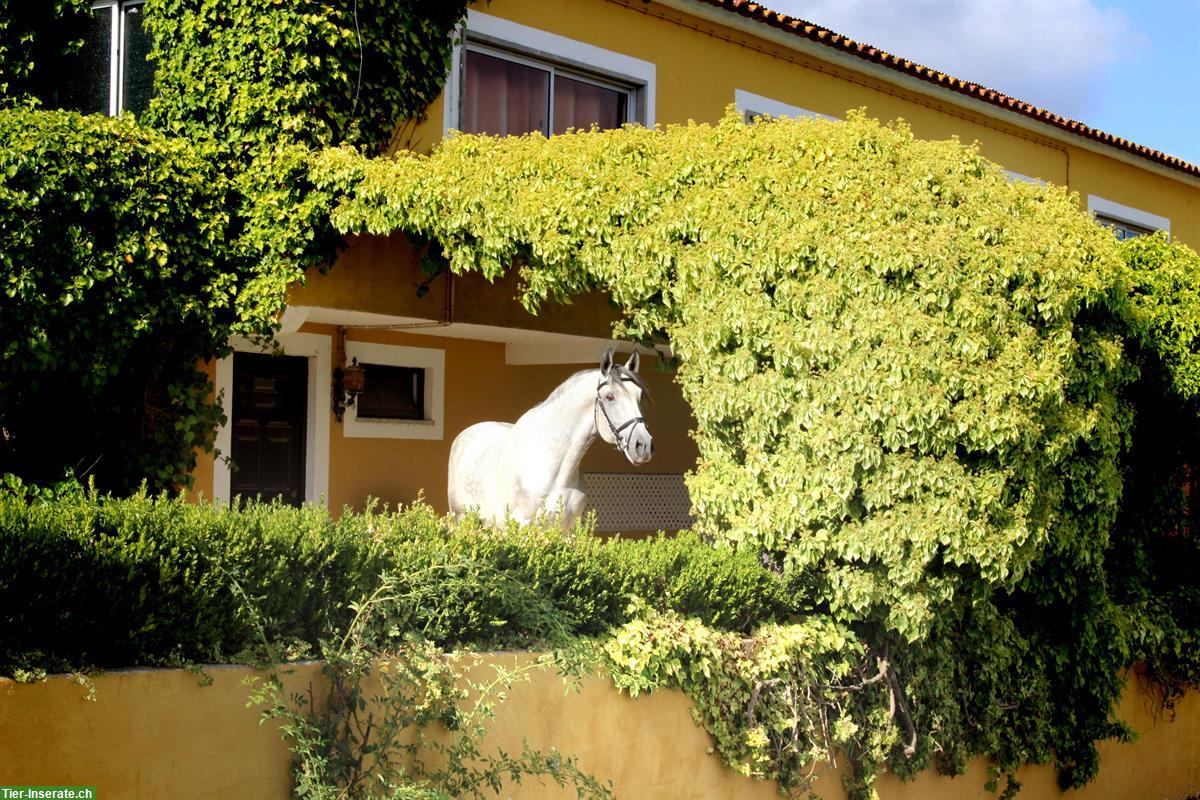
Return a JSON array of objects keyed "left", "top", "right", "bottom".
[{"left": 628, "top": 427, "right": 655, "bottom": 465}]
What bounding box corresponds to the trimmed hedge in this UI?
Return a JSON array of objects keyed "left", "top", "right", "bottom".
[{"left": 0, "top": 485, "right": 787, "bottom": 675}]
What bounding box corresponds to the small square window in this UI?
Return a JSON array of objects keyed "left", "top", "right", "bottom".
[{"left": 356, "top": 364, "right": 425, "bottom": 421}]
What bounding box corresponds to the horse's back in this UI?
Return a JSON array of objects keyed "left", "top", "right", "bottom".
[{"left": 448, "top": 421, "right": 514, "bottom": 517}]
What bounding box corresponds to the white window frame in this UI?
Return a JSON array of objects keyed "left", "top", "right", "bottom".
[
  {"left": 92, "top": 0, "right": 145, "bottom": 115},
  {"left": 212, "top": 333, "right": 332, "bottom": 508},
  {"left": 1087, "top": 195, "right": 1170, "bottom": 239},
  {"left": 443, "top": 10, "right": 655, "bottom": 136},
  {"left": 1003, "top": 170, "right": 1046, "bottom": 186},
  {"left": 734, "top": 89, "right": 838, "bottom": 122},
  {"left": 343, "top": 342, "right": 445, "bottom": 441}
]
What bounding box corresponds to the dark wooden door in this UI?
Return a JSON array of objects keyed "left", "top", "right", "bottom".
[{"left": 231, "top": 353, "right": 308, "bottom": 507}]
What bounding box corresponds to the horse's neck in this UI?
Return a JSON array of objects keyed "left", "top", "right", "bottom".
[{"left": 515, "top": 372, "right": 598, "bottom": 487}]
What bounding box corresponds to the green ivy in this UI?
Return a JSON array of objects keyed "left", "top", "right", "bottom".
[
  {"left": 142, "top": 0, "right": 466, "bottom": 154},
  {"left": 0, "top": 111, "right": 233, "bottom": 488},
  {"left": 0, "top": 1, "right": 467, "bottom": 490},
  {"left": 0, "top": 0, "right": 90, "bottom": 107},
  {"left": 311, "top": 111, "right": 1200, "bottom": 795}
]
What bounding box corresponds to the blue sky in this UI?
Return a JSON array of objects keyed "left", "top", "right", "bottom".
[{"left": 762, "top": 0, "right": 1200, "bottom": 164}]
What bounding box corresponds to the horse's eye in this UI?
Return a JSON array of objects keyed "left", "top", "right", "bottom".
[{"left": 606, "top": 393, "right": 614, "bottom": 402}]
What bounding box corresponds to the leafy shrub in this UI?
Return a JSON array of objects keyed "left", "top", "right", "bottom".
[
  {"left": 312, "top": 111, "right": 1135, "bottom": 640},
  {"left": 0, "top": 1, "right": 468, "bottom": 492},
  {"left": 310, "top": 112, "right": 1200, "bottom": 794},
  {"left": 1118, "top": 232, "right": 1200, "bottom": 399},
  {"left": 0, "top": 111, "right": 236, "bottom": 489},
  {"left": 0, "top": 486, "right": 787, "bottom": 676}
]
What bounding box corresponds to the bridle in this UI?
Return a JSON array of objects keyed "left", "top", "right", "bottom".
[{"left": 595, "top": 372, "right": 645, "bottom": 452}]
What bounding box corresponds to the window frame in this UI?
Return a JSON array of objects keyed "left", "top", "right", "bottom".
[
  {"left": 733, "top": 89, "right": 838, "bottom": 123},
  {"left": 342, "top": 342, "right": 445, "bottom": 440},
  {"left": 355, "top": 363, "right": 427, "bottom": 422},
  {"left": 462, "top": 42, "right": 634, "bottom": 137},
  {"left": 91, "top": 0, "right": 147, "bottom": 115},
  {"left": 1087, "top": 194, "right": 1170, "bottom": 240},
  {"left": 444, "top": 10, "right": 655, "bottom": 136}
]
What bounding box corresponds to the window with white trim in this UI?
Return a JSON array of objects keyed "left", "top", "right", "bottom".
[
  {"left": 445, "top": 11, "right": 654, "bottom": 137},
  {"left": 58, "top": 1, "right": 154, "bottom": 115},
  {"left": 1095, "top": 214, "right": 1156, "bottom": 241},
  {"left": 734, "top": 89, "right": 837, "bottom": 124},
  {"left": 462, "top": 45, "right": 632, "bottom": 137},
  {"left": 343, "top": 342, "right": 445, "bottom": 440},
  {"left": 1087, "top": 194, "right": 1170, "bottom": 241}
]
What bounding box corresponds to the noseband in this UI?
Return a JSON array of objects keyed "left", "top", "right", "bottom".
[{"left": 595, "top": 374, "right": 645, "bottom": 452}]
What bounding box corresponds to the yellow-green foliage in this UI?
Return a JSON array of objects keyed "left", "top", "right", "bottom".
[
  {"left": 1119, "top": 232, "right": 1200, "bottom": 398},
  {"left": 313, "top": 111, "right": 1131, "bottom": 641},
  {"left": 310, "top": 114, "right": 1200, "bottom": 794},
  {"left": 605, "top": 604, "right": 891, "bottom": 796}
]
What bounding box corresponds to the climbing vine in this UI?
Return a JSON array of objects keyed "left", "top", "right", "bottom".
[
  {"left": 312, "top": 112, "right": 1200, "bottom": 795},
  {"left": 0, "top": 0, "right": 467, "bottom": 490}
]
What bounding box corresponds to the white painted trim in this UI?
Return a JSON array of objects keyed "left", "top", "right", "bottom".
[
  {"left": 92, "top": 1, "right": 119, "bottom": 115},
  {"left": 444, "top": 10, "right": 656, "bottom": 135},
  {"left": 278, "top": 305, "right": 310, "bottom": 334},
  {"left": 1087, "top": 195, "right": 1170, "bottom": 234},
  {"left": 1003, "top": 169, "right": 1046, "bottom": 186},
  {"left": 657, "top": 0, "right": 1200, "bottom": 189},
  {"left": 342, "top": 342, "right": 445, "bottom": 440},
  {"left": 734, "top": 89, "right": 837, "bottom": 121},
  {"left": 213, "top": 333, "right": 331, "bottom": 507},
  {"left": 505, "top": 339, "right": 655, "bottom": 366},
  {"left": 295, "top": 306, "right": 673, "bottom": 362}
]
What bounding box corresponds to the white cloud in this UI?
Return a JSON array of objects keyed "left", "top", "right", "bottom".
[{"left": 760, "top": 0, "right": 1147, "bottom": 120}]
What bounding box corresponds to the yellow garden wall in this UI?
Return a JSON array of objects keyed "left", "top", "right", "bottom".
[{"left": 2, "top": 661, "right": 1197, "bottom": 799}]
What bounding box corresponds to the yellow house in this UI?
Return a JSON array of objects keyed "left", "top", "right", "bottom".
[{"left": 191, "top": 0, "right": 1199, "bottom": 528}]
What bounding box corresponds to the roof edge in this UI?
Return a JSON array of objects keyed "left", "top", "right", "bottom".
[{"left": 663, "top": 0, "right": 1199, "bottom": 181}]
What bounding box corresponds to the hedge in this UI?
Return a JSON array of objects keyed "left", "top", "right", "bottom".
[{"left": 0, "top": 484, "right": 788, "bottom": 676}]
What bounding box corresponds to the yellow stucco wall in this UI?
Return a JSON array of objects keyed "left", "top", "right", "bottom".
[{"left": 2, "top": 662, "right": 1197, "bottom": 799}]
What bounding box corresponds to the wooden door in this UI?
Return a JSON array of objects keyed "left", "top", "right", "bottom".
[{"left": 230, "top": 353, "right": 308, "bottom": 507}]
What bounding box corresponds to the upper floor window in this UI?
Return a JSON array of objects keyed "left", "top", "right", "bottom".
[
  {"left": 1087, "top": 194, "right": 1170, "bottom": 241},
  {"left": 1095, "top": 214, "right": 1155, "bottom": 241},
  {"left": 463, "top": 46, "right": 629, "bottom": 137},
  {"left": 60, "top": 1, "right": 153, "bottom": 116},
  {"left": 734, "top": 89, "right": 837, "bottom": 124},
  {"left": 444, "top": 11, "right": 655, "bottom": 138}
]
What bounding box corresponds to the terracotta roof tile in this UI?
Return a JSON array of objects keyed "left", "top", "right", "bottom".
[{"left": 696, "top": 0, "right": 1199, "bottom": 179}]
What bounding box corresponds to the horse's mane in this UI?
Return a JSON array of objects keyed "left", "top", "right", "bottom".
[{"left": 533, "top": 364, "right": 650, "bottom": 413}]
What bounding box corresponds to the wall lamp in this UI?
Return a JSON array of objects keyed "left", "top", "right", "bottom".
[{"left": 333, "top": 327, "right": 367, "bottom": 422}]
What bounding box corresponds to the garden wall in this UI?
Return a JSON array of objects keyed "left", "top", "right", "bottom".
[{"left": 1, "top": 658, "right": 1197, "bottom": 799}]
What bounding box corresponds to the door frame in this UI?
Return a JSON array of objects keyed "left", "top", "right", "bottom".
[{"left": 213, "top": 333, "right": 331, "bottom": 507}]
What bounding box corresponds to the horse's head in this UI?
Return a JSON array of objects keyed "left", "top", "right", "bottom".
[{"left": 595, "top": 348, "right": 654, "bottom": 465}]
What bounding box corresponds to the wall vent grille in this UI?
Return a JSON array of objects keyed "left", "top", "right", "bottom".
[{"left": 582, "top": 472, "right": 692, "bottom": 532}]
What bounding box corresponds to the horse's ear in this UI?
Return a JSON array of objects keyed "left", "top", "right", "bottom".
[
  {"left": 600, "top": 347, "right": 614, "bottom": 376},
  {"left": 625, "top": 350, "right": 640, "bottom": 373}
]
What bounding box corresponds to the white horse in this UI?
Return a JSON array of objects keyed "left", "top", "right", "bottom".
[{"left": 448, "top": 348, "right": 654, "bottom": 529}]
